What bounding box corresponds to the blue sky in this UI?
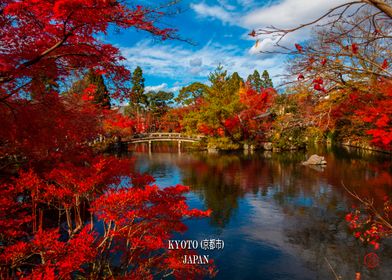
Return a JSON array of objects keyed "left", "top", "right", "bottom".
[{"left": 105, "top": 0, "right": 347, "bottom": 94}]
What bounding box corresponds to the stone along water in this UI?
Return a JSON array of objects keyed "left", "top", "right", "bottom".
[{"left": 131, "top": 144, "right": 392, "bottom": 280}]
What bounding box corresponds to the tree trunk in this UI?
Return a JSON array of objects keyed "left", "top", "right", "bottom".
[{"left": 366, "top": 0, "right": 392, "bottom": 19}]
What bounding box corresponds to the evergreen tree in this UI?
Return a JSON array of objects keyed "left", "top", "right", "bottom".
[
  {"left": 176, "top": 82, "right": 208, "bottom": 105},
  {"left": 229, "top": 72, "right": 243, "bottom": 93},
  {"left": 69, "top": 69, "right": 110, "bottom": 108},
  {"left": 197, "top": 66, "right": 243, "bottom": 142},
  {"left": 261, "top": 70, "right": 273, "bottom": 89},
  {"left": 130, "top": 66, "right": 147, "bottom": 109},
  {"left": 86, "top": 70, "right": 111, "bottom": 108},
  {"left": 147, "top": 90, "right": 174, "bottom": 117},
  {"left": 246, "top": 70, "right": 262, "bottom": 91}
]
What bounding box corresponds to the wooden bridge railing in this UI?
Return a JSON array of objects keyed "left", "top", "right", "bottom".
[{"left": 123, "top": 133, "right": 204, "bottom": 142}]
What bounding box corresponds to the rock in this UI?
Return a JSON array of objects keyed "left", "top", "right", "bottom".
[
  {"left": 244, "top": 144, "right": 255, "bottom": 151},
  {"left": 262, "top": 142, "right": 273, "bottom": 150},
  {"left": 263, "top": 151, "right": 272, "bottom": 158},
  {"left": 207, "top": 148, "right": 218, "bottom": 153},
  {"left": 307, "top": 165, "right": 326, "bottom": 172},
  {"left": 302, "top": 154, "right": 327, "bottom": 165}
]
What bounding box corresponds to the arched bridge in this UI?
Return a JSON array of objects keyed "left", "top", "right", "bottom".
[{"left": 123, "top": 133, "right": 204, "bottom": 144}]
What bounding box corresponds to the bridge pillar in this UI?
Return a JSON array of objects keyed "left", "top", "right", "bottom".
[
  {"left": 148, "top": 141, "right": 152, "bottom": 155},
  {"left": 178, "top": 140, "right": 181, "bottom": 154}
]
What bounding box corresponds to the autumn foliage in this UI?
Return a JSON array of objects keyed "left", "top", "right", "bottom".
[
  {"left": 0, "top": 0, "right": 214, "bottom": 279},
  {"left": 355, "top": 81, "right": 392, "bottom": 149},
  {"left": 0, "top": 0, "right": 174, "bottom": 101},
  {"left": 0, "top": 93, "right": 215, "bottom": 279},
  {"left": 0, "top": 103, "right": 214, "bottom": 279},
  {"left": 0, "top": 166, "right": 213, "bottom": 279},
  {"left": 269, "top": 7, "right": 392, "bottom": 269},
  {"left": 1, "top": 0, "right": 391, "bottom": 277},
  {"left": 345, "top": 195, "right": 392, "bottom": 252}
]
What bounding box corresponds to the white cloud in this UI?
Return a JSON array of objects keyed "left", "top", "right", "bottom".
[
  {"left": 190, "top": 2, "right": 237, "bottom": 25},
  {"left": 145, "top": 83, "right": 182, "bottom": 93},
  {"left": 120, "top": 1, "right": 358, "bottom": 88},
  {"left": 248, "top": 29, "right": 309, "bottom": 53},
  {"left": 218, "top": 0, "right": 237, "bottom": 11},
  {"left": 236, "top": 0, "right": 258, "bottom": 9},
  {"left": 191, "top": 0, "right": 349, "bottom": 29},
  {"left": 192, "top": 0, "right": 353, "bottom": 51},
  {"left": 189, "top": 58, "right": 203, "bottom": 67},
  {"left": 189, "top": 57, "right": 203, "bottom": 75},
  {"left": 145, "top": 83, "right": 168, "bottom": 92},
  {"left": 120, "top": 40, "right": 285, "bottom": 86},
  {"left": 241, "top": 0, "right": 348, "bottom": 28}
]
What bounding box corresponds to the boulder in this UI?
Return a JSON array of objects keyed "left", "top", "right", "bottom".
[
  {"left": 302, "top": 154, "right": 327, "bottom": 165},
  {"left": 262, "top": 142, "right": 273, "bottom": 151},
  {"left": 207, "top": 148, "right": 219, "bottom": 153}
]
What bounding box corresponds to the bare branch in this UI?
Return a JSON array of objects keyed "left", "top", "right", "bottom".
[
  {"left": 255, "top": 1, "right": 363, "bottom": 44},
  {"left": 365, "top": 0, "right": 392, "bottom": 18}
]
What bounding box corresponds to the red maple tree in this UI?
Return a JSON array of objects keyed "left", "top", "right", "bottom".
[{"left": 0, "top": 1, "right": 215, "bottom": 279}]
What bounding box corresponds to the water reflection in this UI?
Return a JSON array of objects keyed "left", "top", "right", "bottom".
[{"left": 134, "top": 145, "right": 392, "bottom": 280}]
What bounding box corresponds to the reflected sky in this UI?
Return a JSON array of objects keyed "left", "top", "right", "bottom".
[{"left": 133, "top": 145, "right": 392, "bottom": 280}]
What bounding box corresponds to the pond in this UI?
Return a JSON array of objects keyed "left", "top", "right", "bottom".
[{"left": 131, "top": 144, "right": 392, "bottom": 280}]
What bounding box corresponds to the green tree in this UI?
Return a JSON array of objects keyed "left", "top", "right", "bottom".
[
  {"left": 229, "top": 72, "right": 243, "bottom": 93},
  {"left": 246, "top": 70, "right": 262, "bottom": 91},
  {"left": 261, "top": 70, "right": 273, "bottom": 89},
  {"left": 130, "top": 66, "right": 147, "bottom": 110},
  {"left": 187, "top": 66, "right": 244, "bottom": 143},
  {"left": 147, "top": 90, "right": 174, "bottom": 117},
  {"left": 86, "top": 70, "right": 111, "bottom": 108},
  {"left": 176, "top": 82, "right": 208, "bottom": 105},
  {"left": 69, "top": 69, "right": 110, "bottom": 108}
]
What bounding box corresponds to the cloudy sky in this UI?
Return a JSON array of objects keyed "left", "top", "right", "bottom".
[{"left": 105, "top": 0, "right": 349, "bottom": 93}]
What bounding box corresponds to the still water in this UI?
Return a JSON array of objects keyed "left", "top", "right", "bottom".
[{"left": 132, "top": 144, "right": 392, "bottom": 280}]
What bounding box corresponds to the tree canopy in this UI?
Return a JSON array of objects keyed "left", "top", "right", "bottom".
[
  {"left": 0, "top": 1, "right": 215, "bottom": 279},
  {"left": 130, "top": 66, "right": 147, "bottom": 109}
]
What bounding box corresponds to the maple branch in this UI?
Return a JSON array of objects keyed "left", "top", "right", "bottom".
[
  {"left": 365, "top": 0, "right": 392, "bottom": 18},
  {"left": 0, "top": 32, "right": 73, "bottom": 87},
  {"left": 255, "top": 1, "right": 363, "bottom": 44},
  {"left": 23, "top": 36, "right": 72, "bottom": 69},
  {"left": 342, "top": 182, "right": 392, "bottom": 231},
  {"left": 254, "top": 0, "right": 392, "bottom": 47}
]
